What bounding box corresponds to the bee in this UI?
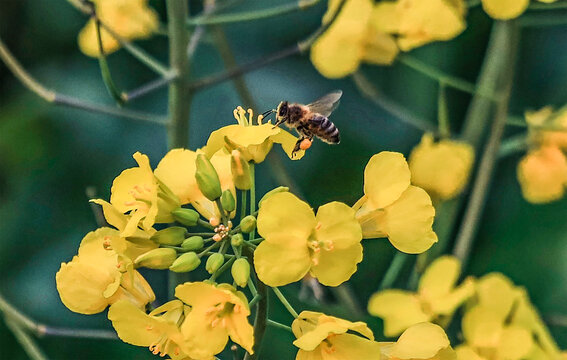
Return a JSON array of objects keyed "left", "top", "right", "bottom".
[{"left": 264, "top": 90, "right": 343, "bottom": 156}]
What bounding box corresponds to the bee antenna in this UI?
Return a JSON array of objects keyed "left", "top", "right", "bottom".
[{"left": 261, "top": 109, "right": 274, "bottom": 117}]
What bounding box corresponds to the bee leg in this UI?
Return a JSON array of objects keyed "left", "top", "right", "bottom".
[
  {"left": 272, "top": 119, "right": 283, "bottom": 129},
  {"left": 291, "top": 138, "right": 304, "bottom": 158}
]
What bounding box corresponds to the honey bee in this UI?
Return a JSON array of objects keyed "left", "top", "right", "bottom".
[{"left": 264, "top": 90, "right": 342, "bottom": 156}]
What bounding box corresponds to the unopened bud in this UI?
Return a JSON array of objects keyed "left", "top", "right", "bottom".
[
  {"left": 150, "top": 226, "right": 187, "bottom": 246},
  {"left": 169, "top": 252, "right": 201, "bottom": 273},
  {"left": 209, "top": 216, "right": 220, "bottom": 227},
  {"left": 240, "top": 216, "right": 256, "bottom": 233},
  {"left": 231, "top": 150, "right": 251, "bottom": 190},
  {"left": 213, "top": 234, "right": 223, "bottom": 242},
  {"left": 206, "top": 253, "right": 225, "bottom": 274},
  {"left": 231, "top": 233, "right": 244, "bottom": 247},
  {"left": 231, "top": 258, "right": 250, "bottom": 287},
  {"left": 195, "top": 154, "right": 222, "bottom": 201},
  {"left": 181, "top": 236, "right": 204, "bottom": 251},
  {"left": 134, "top": 248, "right": 177, "bottom": 269},
  {"left": 171, "top": 208, "right": 200, "bottom": 227},
  {"left": 221, "top": 190, "right": 236, "bottom": 212},
  {"left": 258, "top": 186, "right": 289, "bottom": 208}
]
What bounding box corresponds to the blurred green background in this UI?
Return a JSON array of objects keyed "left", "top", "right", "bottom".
[{"left": 1, "top": 0, "right": 567, "bottom": 359}]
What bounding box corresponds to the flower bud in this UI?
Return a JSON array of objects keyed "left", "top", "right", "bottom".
[
  {"left": 231, "top": 258, "right": 250, "bottom": 288},
  {"left": 221, "top": 190, "right": 236, "bottom": 212},
  {"left": 181, "top": 236, "right": 204, "bottom": 251},
  {"left": 195, "top": 154, "right": 222, "bottom": 201},
  {"left": 206, "top": 253, "right": 225, "bottom": 274},
  {"left": 231, "top": 233, "right": 244, "bottom": 247},
  {"left": 258, "top": 186, "right": 289, "bottom": 208},
  {"left": 134, "top": 248, "right": 177, "bottom": 270},
  {"left": 171, "top": 208, "right": 200, "bottom": 227},
  {"left": 240, "top": 215, "right": 257, "bottom": 233},
  {"left": 169, "top": 252, "right": 201, "bottom": 273},
  {"left": 150, "top": 226, "right": 187, "bottom": 246},
  {"left": 231, "top": 150, "right": 251, "bottom": 190}
]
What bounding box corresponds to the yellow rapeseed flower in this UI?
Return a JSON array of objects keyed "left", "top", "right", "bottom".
[
  {"left": 409, "top": 133, "right": 475, "bottom": 201},
  {"left": 56, "top": 227, "right": 155, "bottom": 314},
  {"left": 379, "top": 322, "right": 456, "bottom": 360},
  {"left": 155, "top": 148, "right": 236, "bottom": 220},
  {"left": 526, "top": 106, "right": 567, "bottom": 150},
  {"left": 368, "top": 256, "right": 474, "bottom": 337},
  {"left": 373, "top": 0, "right": 466, "bottom": 52},
  {"left": 292, "top": 311, "right": 381, "bottom": 360},
  {"left": 517, "top": 146, "right": 567, "bottom": 204},
  {"left": 481, "top": 0, "right": 557, "bottom": 20},
  {"left": 310, "top": 0, "right": 399, "bottom": 78},
  {"left": 202, "top": 107, "right": 305, "bottom": 162},
  {"left": 254, "top": 192, "right": 363, "bottom": 287},
  {"left": 76, "top": 0, "right": 159, "bottom": 57},
  {"left": 108, "top": 152, "right": 180, "bottom": 237},
  {"left": 108, "top": 300, "right": 191, "bottom": 359},
  {"left": 175, "top": 282, "right": 254, "bottom": 359},
  {"left": 353, "top": 151, "right": 437, "bottom": 254}
]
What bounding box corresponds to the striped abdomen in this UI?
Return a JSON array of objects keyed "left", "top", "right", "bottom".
[{"left": 308, "top": 114, "right": 340, "bottom": 144}]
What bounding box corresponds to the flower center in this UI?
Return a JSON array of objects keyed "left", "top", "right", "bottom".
[
  {"left": 148, "top": 333, "right": 176, "bottom": 357},
  {"left": 205, "top": 302, "right": 241, "bottom": 328},
  {"left": 233, "top": 106, "right": 267, "bottom": 126},
  {"left": 124, "top": 184, "right": 153, "bottom": 209}
]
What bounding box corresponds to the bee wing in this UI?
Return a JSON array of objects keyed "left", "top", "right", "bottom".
[{"left": 306, "top": 90, "right": 343, "bottom": 117}]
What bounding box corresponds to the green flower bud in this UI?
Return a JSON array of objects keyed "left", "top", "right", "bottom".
[
  {"left": 240, "top": 215, "right": 257, "bottom": 233},
  {"left": 172, "top": 208, "right": 200, "bottom": 227},
  {"left": 231, "top": 233, "right": 244, "bottom": 247},
  {"left": 181, "top": 236, "right": 204, "bottom": 251},
  {"left": 134, "top": 248, "right": 177, "bottom": 270},
  {"left": 150, "top": 226, "right": 187, "bottom": 246},
  {"left": 258, "top": 186, "right": 289, "bottom": 208},
  {"left": 169, "top": 252, "right": 201, "bottom": 273},
  {"left": 221, "top": 190, "right": 236, "bottom": 213},
  {"left": 230, "top": 150, "right": 251, "bottom": 190},
  {"left": 206, "top": 253, "right": 225, "bottom": 274},
  {"left": 231, "top": 258, "right": 250, "bottom": 288},
  {"left": 195, "top": 154, "right": 222, "bottom": 201}
]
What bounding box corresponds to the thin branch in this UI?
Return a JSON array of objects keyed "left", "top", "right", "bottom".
[
  {"left": 499, "top": 134, "right": 528, "bottom": 159},
  {"left": 186, "top": 0, "right": 320, "bottom": 26},
  {"left": 4, "top": 318, "right": 49, "bottom": 360},
  {"left": 352, "top": 71, "right": 438, "bottom": 134},
  {"left": 121, "top": 75, "right": 175, "bottom": 102},
  {"left": 529, "top": 1, "right": 567, "bottom": 10},
  {"left": 378, "top": 252, "right": 411, "bottom": 290},
  {"left": 266, "top": 319, "right": 292, "bottom": 332}
]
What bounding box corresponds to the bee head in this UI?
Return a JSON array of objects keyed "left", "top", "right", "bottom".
[{"left": 276, "top": 101, "right": 289, "bottom": 121}]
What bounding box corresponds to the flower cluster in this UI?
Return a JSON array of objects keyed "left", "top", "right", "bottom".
[{"left": 517, "top": 106, "right": 567, "bottom": 203}]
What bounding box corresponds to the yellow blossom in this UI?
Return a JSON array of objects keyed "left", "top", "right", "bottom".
[
  {"left": 409, "top": 133, "right": 475, "bottom": 200},
  {"left": 310, "top": 0, "right": 399, "bottom": 78},
  {"left": 108, "top": 152, "right": 180, "bottom": 237},
  {"left": 373, "top": 0, "right": 466, "bottom": 52},
  {"left": 175, "top": 282, "right": 254, "bottom": 359},
  {"left": 517, "top": 146, "right": 567, "bottom": 204},
  {"left": 76, "top": 0, "right": 159, "bottom": 57},
  {"left": 368, "top": 256, "right": 474, "bottom": 337},
  {"left": 481, "top": 0, "right": 556, "bottom": 20},
  {"left": 56, "top": 227, "right": 155, "bottom": 315},
  {"left": 526, "top": 106, "right": 567, "bottom": 150},
  {"left": 254, "top": 192, "right": 363, "bottom": 287},
  {"left": 202, "top": 106, "right": 305, "bottom": 162},
  {"left": 108, "top": 300, "right": 192, "bottom": 360},
  {"left": 353, "top": 151, "right": 438, "bottom": 254},
  {"left": 380, "top": 322, "right": 456, "bottom": 360},
  {"left": 292, "top": 311, "right": 381, "bottom": 360},
  {"left": 155, "top": 148, "right": 236, "bottom": 220}
]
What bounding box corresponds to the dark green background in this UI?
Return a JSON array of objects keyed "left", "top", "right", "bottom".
[{"left": 1, "top": 0, "right": 567, "bottom": 359}]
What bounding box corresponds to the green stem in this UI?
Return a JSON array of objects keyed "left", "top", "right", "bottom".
[
  {"left": 466, "top": 0, "right": 481, "bottom": 7},
  {"left": 249, "top": 163, "right": 256, "bottom": 241},
  {"left": 352, "top": 71, "right": 437, "bottom": 133},
  {"left": 499, "top": 134, "right": 528, "bottom": 159},
  {"left": 266, "top": 319, "right": 293, "bottom": 332},
  {"left": 243, "top": 247, "right": 268, "bottom": 360},
  {"left": 507, "top": 115, "right": 567, "bottom": 132},
  {"left": 198, "top": 241, "right": 222, "bottom": 258},
  {"left": 215, "top": 198, "right": 228, "bottom": 225},
  {"left": 187, "top": 0, "right": 320, "bottom": 26},
  {"left": 94, "top": 17, "right": 125, "bottom": 105},
  {"left": 241, "top": 190, "right": 248, "bottom": 221},
  {"left": 166, "top": 0, "right": 192, "bottom": 149},
  {"left": 248, "top": 277, "right": 258, "bottom": 297},
  {"left": 4, "top": 318, "right": 49, "bottom": 360},
  {"left": 437, "top": 82, "right": 450, "bottom": 137},
  {"left": 453, "top": 21, "right": 519, "bottom": 268},
  {"left": 378, "top": 252, "right": 411, "bottom": 290},
  {"left": 529, "top": 1, "right": 567, "bottom": 10},
  {"left": 329, "top": 285, "right": 364, "bottom": 317},
  {"left": 272, "top": 287, "right": 299, "bottom": 318},
  {"left": 198, "top": 218, "right": 215, "bottom": 230},
  {"left": 397, "top": 54, "right": 500, "bottom": 101},
  {"left": 122, "top": 75, "right": 176, "bottom": 102},
  {"left": 210, "top": 256, "right": 236, "bottom": 282}
]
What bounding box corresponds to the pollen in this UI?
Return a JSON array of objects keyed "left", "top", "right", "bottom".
[{"left": 300, "top": 138, "right": 313, "bottom": 150}]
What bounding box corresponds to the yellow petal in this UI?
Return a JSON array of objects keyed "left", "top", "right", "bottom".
[
  {"left": 296, "top": 349, "right": 324, "bottom": 360},
  {"left": 390, "top": 322, "right": 450, "bottom": 359},
  {"left": 455, "top": 346, "right": 486, "bottom": 360},
  {"left": 476, "top": 273, "right": 519, "bottom": 320},
  {"left": 382, "top": 186, "right": 437, "bottom": 254},
  {"left": 367, "top": 290, "right": 430, "bottom": 337},
  {"left": 181, "top": 306, "right": 229, "bottom": 359},
  {"left": 78, "top": 19, "right": 120, "bottom": 57},
  {"left": 428, "top": 277, "right": 475, "bottom": 316},
  {"left": 371, "top": 2, "right": 400, "bottom": 34},
  {"left": 418, "top": 256, "right": 461, "bottom": 300},
  {"left": 257, "top": 192, "right": 316, "bottom": 246},
  {"left": 362, "top": 28, "right": 399, "bottom": 66},
  {"left": 270, "top": 130, "right": 306, "bottom": 160},
  {"left": 481, "top": 0, "right": 529, "bottom": 20},
  {"left": 517, "top": 146, "right": 567, "bottom": 204},
  {"left": 204, "top": 124, "right": 278, "bottom": 163},
  {"left": 226, "top": 312, "right": 255, "bottom": 354},
  {"left": 293, "top": 321, "right": 350, "bottom": 351},
  {"left": 155, "top": 149, "right": 198, "bottom": 204},
  {"left": 364, "top": 152, "right": 411, "bottom": 209},
  {"left": 311, "top": 243, "right": 363, "bottom": 287},
  {"left": 253, "top": 241, "right": 311, "bottom": 287},
  {"left": 315, "top": 201, "right": 362, "bottom": 250},
  {"left": 326, "top": 333, "right": 381, "bottom": 360},
  {"left": 90, "top": 199, "right": 128, "bottom": 231},
  {"left": 462, "top": 305, "right": 503, "bottom": 348},
  {"left": 175, "top": 282, "right": 229, "bottom": 309},
  {"left": 497, "top": 326, "right": 534, "bottom": 360}
]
